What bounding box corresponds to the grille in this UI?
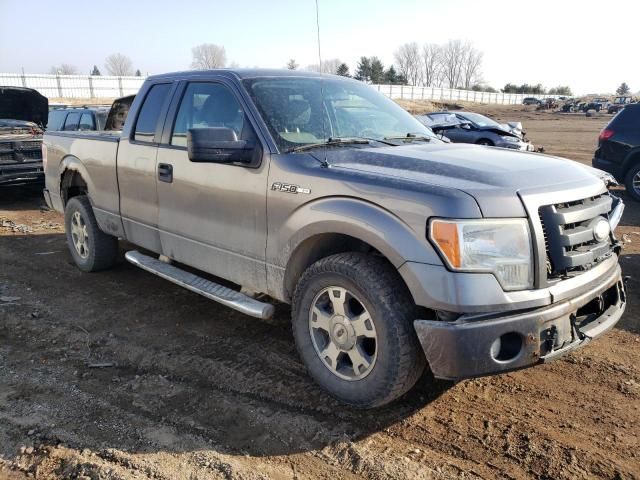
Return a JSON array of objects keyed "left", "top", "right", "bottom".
[
  {"left": 539, "top": 193, "right": 614, "bottom": 279},
  {"left": 0, "top": 140, "right": 42, "bottom": 164}
]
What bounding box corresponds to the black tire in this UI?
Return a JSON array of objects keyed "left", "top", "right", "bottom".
[
  {"left": 292, "top": 252, "right": 426, "bottom": 408},
  {"left": 476, "top": 139, "right": 494, "bottom": 146},
  {"left": 64, "top": 195, "right": 118, "bottom": 272},
  {"left": 624, "top": 163, "right": 640, "bottom": 202}
]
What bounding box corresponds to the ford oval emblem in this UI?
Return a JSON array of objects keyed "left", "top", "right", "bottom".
[{"left": 593, "top": 218, "right": 611, "bottom": 242}]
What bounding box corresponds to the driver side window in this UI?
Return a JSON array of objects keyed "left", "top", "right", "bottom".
[{"left": 172, "top": 82, "right": 245, "bottom": 146}]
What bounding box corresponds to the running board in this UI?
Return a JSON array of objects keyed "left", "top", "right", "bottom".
[{"left": 125, "top": 250, "right": 275, "bottom": 319}]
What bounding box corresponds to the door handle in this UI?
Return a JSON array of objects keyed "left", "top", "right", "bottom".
[{"left": 158, "top": 163, "right": 173, "bottom": 183}]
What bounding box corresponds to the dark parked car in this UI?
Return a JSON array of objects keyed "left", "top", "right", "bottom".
[
  {"left": 417, "top": 111, "right": 534, "bottom": 151},
  {"left": 584, "top": 97, "right": 610, "bottom": 113},
  {"left": 607, "top": 96, "right": 634, "bottom": 115},
  {"left": 0, "top": 86, "right": 48, "bottom": 186},
  {"left": 522, "top": 97, "right": 541, "bottom": 105},
  {"left": 593, "top": 103, "right": 640, "bottom": 200},
  {"left": 47, "top": 106, "right": 110, "bottom": 132}
]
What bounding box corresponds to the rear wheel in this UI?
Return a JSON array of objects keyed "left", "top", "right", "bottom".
[
  {"left": 292, "top": 252, "right": 426, "bottom": 408},
  {"left": 476, "top": 139, "right": 494, "bottom": 146},
  {"left": 624, "top": 163, "right": 640, "bottom": 202},
  {"left": 64, "top": 195, "right": 118, "bottom": 272}
]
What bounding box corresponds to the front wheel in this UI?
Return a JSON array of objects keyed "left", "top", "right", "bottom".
[
  {"left": 476, "top": 139, "right": 494, "bottom": 146},
  {"left": 64, "top": 195, "right": 119, "bottom": 272},
  {"left": 292, "top": 253, "right": 426, "bottom": 408}
]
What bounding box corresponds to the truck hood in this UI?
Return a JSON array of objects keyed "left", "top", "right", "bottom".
[
  {"left": 0, "top": 87, "right": 48, "bottom": 127},
  {"left": 316, "top": 143, "right": 605, "bottom": 217}
]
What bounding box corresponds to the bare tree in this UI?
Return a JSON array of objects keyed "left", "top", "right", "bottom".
[
  {"left": 286, "top": 58, "right": 298, "bottom": 70},
  {"left": 104, "top": 53, "right": 134, "bottom": 76},
  {"left": 190, "top": 43, "right": 227, "bottom": 70},
  {"left": 49, "top": 64, "right": 78, "bottom": 75},
  {"left": 421, "top": 43, "right": 441, "bottom": 87},
  {"left": 394, "top": 42, "right": 421, "bottom": 86},
  {"left": 461, "top": 42, "right": 483, "bottom": 89},
  {"left": 440, "top": 40, "right": 465, "bottom": 88},
  {"left": 306, "top": 58, "right": 342, "bottom": 74}
]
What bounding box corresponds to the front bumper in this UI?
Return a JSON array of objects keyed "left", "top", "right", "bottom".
[
  {"left": 0, "top": 162, "right": 44, "bottom": 186},
  {"left": 414, "top": 263, "right": 625, "bottom": 380},
  {"left": 498, "top": 140, "right": 534, "bottom": 151},
  {"left": 593, "top": 155, "right": 622, "bottom": 182}
]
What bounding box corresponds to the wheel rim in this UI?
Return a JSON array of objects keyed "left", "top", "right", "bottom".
[
  {"left": 70, "top": 211, "right": 89, "bottom": 259},
  {"left": 308, "top": 286, "right": 377, "bottom": 381},
  {"left": 633, "top": 171, "right": 640, "bottom": 195}
]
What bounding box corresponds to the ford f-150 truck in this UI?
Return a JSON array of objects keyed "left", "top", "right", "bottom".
[{"left": 43, "top": 70, "right": 626, "bottom": 408}]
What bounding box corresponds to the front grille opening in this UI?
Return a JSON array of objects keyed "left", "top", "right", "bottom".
[{"left": 538, "top": 193, "right": 614, "bottom": 281}]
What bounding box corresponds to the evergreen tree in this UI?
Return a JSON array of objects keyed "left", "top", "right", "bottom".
[
  {"left": 91, "top": 65, "right": 101, "bottom": 76},
  {"left": 336, "top": 63, "right": 350, "bottom": 77},
  {"left": 286, "top": 58, "right": 298, "bottom": 70},
  {"left": 369, "top": 57, "right": 385, "bottom": 84},
  {"left": 616, "top": 82, "right": 631, "bottom": 95},
  {"left": 383, "top": 65, "right": 398, "bottom": 84},
  {"left": 354, "top": 57, "right": 372, "bottom": 82},
  {"left": 135, "top": 69, "right": 142, "bottom": 77}
]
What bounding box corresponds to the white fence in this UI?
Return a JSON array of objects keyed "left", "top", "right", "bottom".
[
  {"left": 0, "top": 73, "right": 556, "bottom": 105},
  {"left": 0, "top": 73, "right": 145, "bottom": 98},
  {"left": 372, "top": 84, "right": 557, "bottom": 105}
]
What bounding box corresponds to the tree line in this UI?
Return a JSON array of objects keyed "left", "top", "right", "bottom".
[
  {"left": 49, "top": 42, "right": 596, "bottom": 97},
  {"left": 50, "top": 53, "right": 142, "bottom": 77}
]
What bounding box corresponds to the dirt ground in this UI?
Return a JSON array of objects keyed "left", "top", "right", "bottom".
[{"left": 0, "top": 105, "right": 638, "bottom": 480}]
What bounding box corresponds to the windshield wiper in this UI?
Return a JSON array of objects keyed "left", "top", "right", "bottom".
[
  {"left": 384, "top": 133, "right": 433, "bottom": 143},
  {"left": 288, "top": 137, "right": 372, "bottom": 153}
]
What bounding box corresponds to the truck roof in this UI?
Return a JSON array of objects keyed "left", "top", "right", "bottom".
[{"left": 145, "top": 68, "right": 337, "bottom": 82}]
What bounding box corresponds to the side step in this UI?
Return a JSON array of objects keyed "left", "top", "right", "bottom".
[{"left": 125, "top": 250, "right": 275, "bottom": 320}]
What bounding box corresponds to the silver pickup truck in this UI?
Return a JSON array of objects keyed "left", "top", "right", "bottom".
[{"left": 43, "top": 70, "right": 626, "bottom": 408}]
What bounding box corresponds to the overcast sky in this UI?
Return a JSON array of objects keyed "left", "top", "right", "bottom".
[{"left": 0, "top": 0, "right": 637, "bottom": 94}]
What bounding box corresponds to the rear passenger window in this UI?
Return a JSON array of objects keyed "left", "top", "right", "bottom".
[
  {"left": 134, "top": 83, "right": 171, "bottom": 143},
  {"left": 63, "top": 112, "right": 80, "bottom": 131},
  {"left": 79, "top": 113, "right": 94, "bottom": 131}
]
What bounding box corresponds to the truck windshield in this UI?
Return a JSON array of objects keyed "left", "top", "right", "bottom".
[{"left": 243, "top": 76, "right": 438, "bottom": 152}]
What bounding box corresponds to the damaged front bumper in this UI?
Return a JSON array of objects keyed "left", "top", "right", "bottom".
[
  {"left": 0, "top": 162, "right": 44, "bottom": 186},
  {"left": 414, "top": 263, "right": 626, "bottom": 381}
]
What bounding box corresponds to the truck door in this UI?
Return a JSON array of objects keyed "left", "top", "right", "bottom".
[
  {"left": 117, "top": 83, "right": 173, "bottom": 253},
  {"left": 155, "top": 80, "right": 269, "bottom": 293}
]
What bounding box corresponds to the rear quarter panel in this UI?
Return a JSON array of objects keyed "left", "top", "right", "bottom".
[{"left": 44, "top": 132, "right": 120, "bottom": 219}]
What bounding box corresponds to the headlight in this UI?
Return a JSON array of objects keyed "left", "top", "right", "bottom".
[
  {"left": 502, "top": 136, "right": 520, "bottom": 143},
  {"left": 429, "top": 218, "right": 533, "bottom": 290}
]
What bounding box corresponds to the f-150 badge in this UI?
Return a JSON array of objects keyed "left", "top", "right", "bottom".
[{"left": 271, "top": 182, "right": 311, "bottom": 194}]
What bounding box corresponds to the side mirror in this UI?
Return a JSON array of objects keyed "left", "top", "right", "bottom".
[
  {"left": 187, "top": 127, "right": 255, "bottom": 163},
  {"left": 460, "top": 123, "right": 472, "bottom": 130}
]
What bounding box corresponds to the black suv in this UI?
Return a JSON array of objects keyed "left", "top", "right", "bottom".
[
  {"left": 47, "top": 106, "right": 109, "bottom": 132},
  {"left": 593, "top": 104, "right": 640, "bottom": 200}
]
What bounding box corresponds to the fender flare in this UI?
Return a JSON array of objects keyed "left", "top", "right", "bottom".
[
  {"left": 271, "top": 197, "right": 442, "bottom": 300},
  {"left": 59, "top": 155, "right": 94, "bottom": 204}
]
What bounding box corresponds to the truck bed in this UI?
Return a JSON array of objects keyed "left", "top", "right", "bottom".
[{"left": 43, "top": 131, "right": 121, "bottom": 217}]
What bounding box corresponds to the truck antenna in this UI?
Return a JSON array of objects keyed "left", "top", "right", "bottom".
[{"left": 315, "top": 0, "right": 329, "bottom": 168}]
